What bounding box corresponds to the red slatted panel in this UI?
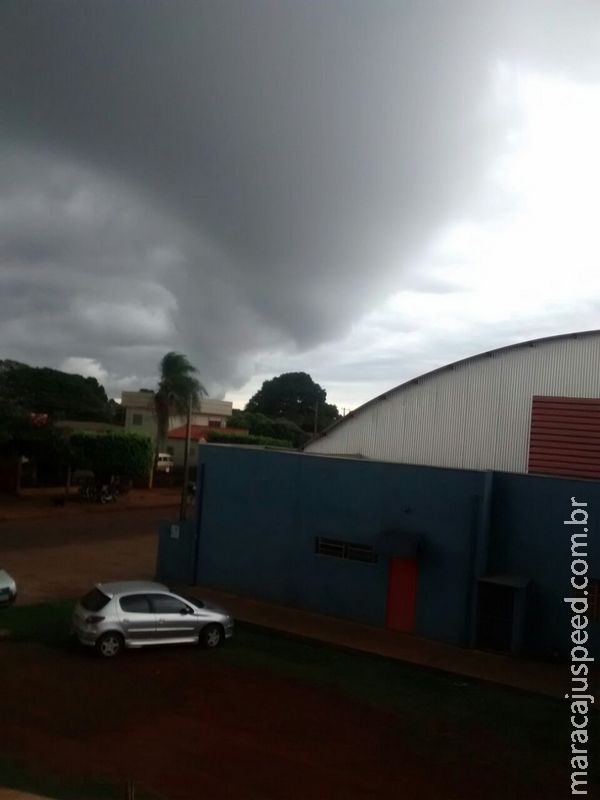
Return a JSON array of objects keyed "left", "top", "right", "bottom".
[{"left": 528, "top": 396, "right": 600, "bottom": 479}]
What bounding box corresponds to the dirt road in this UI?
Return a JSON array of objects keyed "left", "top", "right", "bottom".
[
  {"left": 0, "top": 506, "right": 176, "bottom": 604},
  {"left": 0, "top": 503, "right": 582, "bottom": 800},
  {"left": 0, "top": 638, "right": 568, "bottom": 800}
]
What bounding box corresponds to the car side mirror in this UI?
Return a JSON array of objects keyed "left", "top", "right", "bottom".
[{"left": 180, "top": 607, "right": 193, "bottom": 615}]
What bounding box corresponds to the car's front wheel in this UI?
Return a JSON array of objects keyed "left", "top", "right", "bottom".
[
  {"left": 200, "top": 624, "right": 223, "bottom": 649},
  {"left": 95, "top": 632, "right": 124, "bottom": 658}
]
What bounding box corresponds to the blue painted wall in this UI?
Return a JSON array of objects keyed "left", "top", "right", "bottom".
[
  {"left": 189, "top": 446, "right": 485, "bottom": 644},
  {"left": 377, "top": 463, "right": 484, "bottom": 644},
  {"left": 195, "top": 447, "right": 387, "bottom": 626},
  {"left": 156, "top": 519, "right": 197, "bottom": 584},
  {"left": 489, "top": 472, "right": 600, "bottom": 658},
  {"left": 156, "top": 444, "right": 600, "bottom": 658}
]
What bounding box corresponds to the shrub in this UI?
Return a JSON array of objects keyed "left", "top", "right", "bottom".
[
  {"left": 70, "top": 432, "right": 153, "bottom": 481},
  {"left": 206, "top": 430, "right": 293, "bottom": 448},
  {"left": 227, "top": 410, "right": 309, "bottom": 448}
]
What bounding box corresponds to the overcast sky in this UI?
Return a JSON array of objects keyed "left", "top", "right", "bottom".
[{"left": 1, "top": 1, "right": 600, "bottom": 411}]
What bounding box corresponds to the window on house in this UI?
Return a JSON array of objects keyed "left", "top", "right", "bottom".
[
  {"left": 132, "top": 413, "right": 143, "bottom": 426},
  {"left": 315, "top": 537, "right": 377, "bottom": 563},
  {"left": 208, "top": 419, "right": 222, "bottom": 428}
]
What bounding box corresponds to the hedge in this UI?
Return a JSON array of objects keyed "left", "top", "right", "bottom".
[
  {"left": 70, "top": 432, "right": 154, "bottom": 479},
  {"left": 206, "top": 430, "right": 293, "bottom": 448}
]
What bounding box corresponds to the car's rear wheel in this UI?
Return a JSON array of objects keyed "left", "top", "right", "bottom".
[
  {"left": 95, "top": 632, "right": 124, "bottom": 658},
  {"left": 200, "top": 624, "right": 223, "bottom": 649}
]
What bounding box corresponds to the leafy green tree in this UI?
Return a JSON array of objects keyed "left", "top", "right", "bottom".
[
  {"left": 0, "top": 409, "right": 73, "bottom": 487},
  {"left": 0, "top": 397, "right": 28, "bottom": 449},
  {"left": 245, "top": 372, "right": 340, "bottom": 433},
  {"left": 228, "top": 409, "right": 309, "bottom": 448},
  {"left": 154, "top": 352, "right": 206, "bottom": 454},
  {"left": 0, "top": 360, "right": 112, "bottom": 422},
  {"left": 109, "top": 398, "right": 126, "bottom": 425}
]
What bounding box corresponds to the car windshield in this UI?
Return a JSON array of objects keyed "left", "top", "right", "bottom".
[{"left": 80, "top": 588, "right": 110, "bottom": 612}]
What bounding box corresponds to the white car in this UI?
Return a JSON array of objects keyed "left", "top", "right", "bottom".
[
  {"left": 156, "top": 453, "right": 174, "bottom": 473},
  {"left": 0, "top": 568, "right": 17, "bottom": 607},
  {"left": 72, "top": 581, "right": 234, "bottom": 657}
]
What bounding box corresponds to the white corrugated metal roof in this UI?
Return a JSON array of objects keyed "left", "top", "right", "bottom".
[{"left": 305, "top": 329, "right": 600, "bottom": 474}]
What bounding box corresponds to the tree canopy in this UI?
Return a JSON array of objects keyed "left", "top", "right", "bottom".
[
  {"left": 0, "top": 400, "right": 70, "bottom": 468},
  {"left": 245, "top": 372, "right": 340, "bottom": 433},
  {"left": 0, "top": 360, "right": 113, "bottom": 422},
  {"left": 228, "top": 409, "right": 309, "bottom": 448}
]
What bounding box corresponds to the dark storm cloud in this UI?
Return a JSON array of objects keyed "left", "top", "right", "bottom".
[
  {"left": 0, "top": 1, "right": 599, "bottom": 396},
  {"left": 0, "top": 147, "right": 280, "bottom": 390}
]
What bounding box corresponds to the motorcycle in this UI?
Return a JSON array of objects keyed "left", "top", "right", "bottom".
[{"left": 99, "top": 483, "right": 119, "bottom": 504}]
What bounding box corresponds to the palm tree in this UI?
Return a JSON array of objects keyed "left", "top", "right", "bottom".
[{"left": 154, "top": 351, "right": 206, "bottom": 459}]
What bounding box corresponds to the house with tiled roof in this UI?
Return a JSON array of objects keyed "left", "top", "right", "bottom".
[
  {"left": 167, "top": 423, "right": 249, "bottom": 467},
  {"left": 121, "top": 390, "right": 234, "bottom": 466}
]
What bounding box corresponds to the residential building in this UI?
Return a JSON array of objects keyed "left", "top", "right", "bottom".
[
  {"left": 121, "top": 391, "right": 233, "bottom": 455},
  {"left": 166, "top": 424, "right": 248, "bottom": 467}
]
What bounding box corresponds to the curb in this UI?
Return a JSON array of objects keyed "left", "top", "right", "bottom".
[{"left": 232, "top": 618, "right": 566, "bottom": 701}]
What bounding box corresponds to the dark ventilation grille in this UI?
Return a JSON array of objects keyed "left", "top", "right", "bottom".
[
  {"left": 315, "top": 537, "right": 377, "bottom": 563},
  {"left": 316, "top": 538, "right": 346, "bottom": 558},
  {"left": 346, "top": 544, "right": 378, "bottom": 562}
]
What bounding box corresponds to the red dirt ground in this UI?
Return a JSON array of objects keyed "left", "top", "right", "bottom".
[
  {"left": 0, "top": 507, "right": 172, "bottom": 605},
  {"left": 0, "top": 503, "right": 576, "bottom": 799},
  {"left": 0, "top": 488, "right": 180, "bottom": 522},
  {"left": 0, "top": 639, "right": 569, "bottom": 800}
]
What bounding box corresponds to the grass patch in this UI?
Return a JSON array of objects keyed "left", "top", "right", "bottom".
[
  {"left": 214, "top": 625, "right": 599, "bottom": 777},
  {"left": 0, "top": 757, "right": 113, "bottom": 799},
  {"left": 0, "top": 599, "right": 74, "bottom": 645},
  {"left": 0, "top": 755, "right": 160, "bottom": 800},
  {"left": 3, "top": 601, "right": 597, "bottom": 784}
]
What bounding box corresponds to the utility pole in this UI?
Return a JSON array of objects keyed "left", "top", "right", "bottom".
[{"left": 179, "top": 393, "right": 193, "bottom": 521}]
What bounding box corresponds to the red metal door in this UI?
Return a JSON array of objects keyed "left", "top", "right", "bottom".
[{"left": 386, "top": 557, "right": 418, "bottom": 632}]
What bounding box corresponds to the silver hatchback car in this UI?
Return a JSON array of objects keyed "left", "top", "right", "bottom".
[{"left": 72, "top": 581, "right": 234, "bottom": 657}]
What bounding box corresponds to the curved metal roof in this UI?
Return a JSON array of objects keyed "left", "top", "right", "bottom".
[{"left": 309, "top": 328, "right": 600, "bottom": 445}]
